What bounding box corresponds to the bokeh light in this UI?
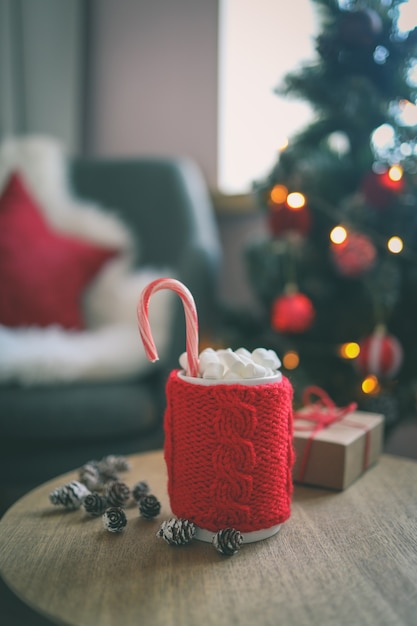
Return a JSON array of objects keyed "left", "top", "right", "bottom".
[
  {"left": 339, "top": 342, "right": 360, "bottom": 359},
  {"left": 387, "top": 236, "right": 404, "bottom": 254},
  {"left": 282, "top": 351, "right": 300, "bottom": 370},
  {"left": 270, "top": 184, "right": 288, "bottom": 204},
  {"left": 286, "top": 192, "right": 306, "bottom": 210},
  {"left": 330, "top": 225, "right": 348, "bottom": 245},
  {"left": 361, "top": 375, "right": 381, "bottom": 395}
]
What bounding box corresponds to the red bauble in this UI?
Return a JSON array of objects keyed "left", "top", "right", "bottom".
[
  {"left": 356, "top": 327, "right": 403, "bottom": 379},
  {"left": 361, "top": 171, "right": 404, "bottom": 209},
  {"left": 271, "top": 290, "right": 315, "bottom": 334},
  {"left": 268, "top": 202, "right": 311, "bottom": 237},
  {"left": 331, "top": 233, "right": 376, "bottom": 277}
]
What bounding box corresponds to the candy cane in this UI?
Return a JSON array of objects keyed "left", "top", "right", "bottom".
[{"left": 137, "top": 278, "right": 199, "bottom": 378}]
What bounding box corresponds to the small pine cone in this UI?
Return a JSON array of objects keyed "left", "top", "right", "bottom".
[
  {"left": 213, "top": 528, "right": 243, "bottom": 556},
  {"left": 95, "top": 461, "right": 119, "bottom": 485},
  {"left": 79, "top": 463, "right": 102, "bottom": 491},
  {"left": 102, "top": 507, "right": 127, "bottom": 533},
  {"left": 105, "top": 481, "right": 131, "bottom": 507},
  {"left": 83, "top": 492, "right": 108, "bottom": 517},
  {"left": 49, "top": 481, "right": 90, "bottom": 510},
  {"left": 101, "top": 454, "right": 131, "bottom": 473},
  {"left": 132, "top": 480, "right": 150, "bottom": 503},
  {"left": 157, "top": 518, "right": 196, "bottom": 546},
  {"left": 139, "top": 494, "right": 161, "bottom": 519}
]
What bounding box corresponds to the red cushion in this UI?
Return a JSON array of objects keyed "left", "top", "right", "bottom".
[{"left": 0, "top": 172, "right": 118, "bottom": 329}]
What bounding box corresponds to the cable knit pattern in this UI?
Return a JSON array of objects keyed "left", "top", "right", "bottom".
[{"left": 164, "top": 371, "right": 294, "bottom": 533}]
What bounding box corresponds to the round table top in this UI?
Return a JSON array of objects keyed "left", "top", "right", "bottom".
[{"left": 1, "top": 451, "right": 417, "bottom": 626}]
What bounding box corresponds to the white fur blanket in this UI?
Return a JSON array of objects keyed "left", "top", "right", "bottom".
[{"left": 0, "top": 136, "right": 174, "bottom": 385}]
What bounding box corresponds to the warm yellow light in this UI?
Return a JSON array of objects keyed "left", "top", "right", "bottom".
[
  {"left": 339, "top": 342, "right": 360, "bottom": 359},
  {"left": 361, "top": 375, "right": 380, "bottom": 395},
  {"left": 283, "top": 351, "right": 300, "bottom": 370},
  {"left": 278, "top": 138, "right": 289, "bottom": 151},
  {"left": 270, "top": 184, "right": 288, "bottom": 204},
  {"left": 330, "top": 225, "right": 348, "bottom": 245},
  {"left": 286, "top": 192, "right": 306, "bottom": 210},
  {"left": 388, "top": 165, "right": 403, "bottom": 182},
  {"left": 387, "top": 236, "right": 403, "bottom": 254}
]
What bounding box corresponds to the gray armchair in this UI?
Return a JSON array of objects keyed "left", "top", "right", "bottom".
[{"left": 0, "top": 156, "right": 221, "bottom": 513}]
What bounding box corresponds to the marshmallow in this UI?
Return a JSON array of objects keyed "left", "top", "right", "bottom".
[
  {"left": 179, "top": 352, "right": 189, "bottom": 371},
  {"left": 231, "top": 361, "right": 268, "bottom": 379},
  {"left": 202, "top": 362, "right": 225, "bottom": 379},
  {"left": 252, "top": 348, "right": 281, "bottom": 370},
  {"left": 179, "top": 346, "right": 282, "bottom": 381},
  {"left": 235, "top": 347, "right": 253, "bottom": 360}
]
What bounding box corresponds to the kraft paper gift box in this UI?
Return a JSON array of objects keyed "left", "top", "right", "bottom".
[{"left": 292, "top": 389, "right": 384, "bottom": 490}]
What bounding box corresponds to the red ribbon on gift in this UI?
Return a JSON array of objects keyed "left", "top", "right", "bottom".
[{"left": 293, "top": 385, "right": 371, "bottom": 483}]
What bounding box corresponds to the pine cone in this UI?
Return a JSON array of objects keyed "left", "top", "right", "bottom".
[
  {"left": 157, "top": 518, "right": 196, "bottom": 546},
  {"left": 94, "top": 460, "right": 119, "bottom": 485},
  {"left": 49, "top": 481, "right": 90, "bottom": 510},
  {"left": 132, "top": 480, "right": 150, "bottom": 503},
  {"left": 213, "top": 528, "right": 243, "bottom": 556},
  {"left": 105, "top": 481, "right": 131, "bottom": 507},
  {"left": 138, "top": 494, "right": 161, "bottom": 519},
  {"left": 79, "top": 463, "right": 102, "bottom": 491},
  {"left": 100, "top": 454, "right": 131, "bottom": 473},
  {"left": 83, "top": 492, "right": 108, "bottom": 517},
  {"left": 102, "top": 507, "right": 127, "bottom": 533}
]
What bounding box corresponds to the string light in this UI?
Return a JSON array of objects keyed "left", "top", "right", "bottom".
[
  {"left": 388, "top": 165, "right": 403, "bottom": 182},
  {"left": 330, "top": 225, "right": 348, "bottom": 245},
  {"left": 361, "top": 375, "right": 380, "bottom": 395},
  {"left": 339, "top": 342, "right": 360, "bottom": 359},
  {"left": 387, "top": 236, "right": 404, "bottom": 254},
  {"left": 278, "top": 138, "right": 289, "bottom": 152},
  {"left": 270, "top": 184, "right": 288, "bottom": 204},
  {"left": 282, "top": 351, "right": 299, "bottom": 370},
  {"left": 286, "top": 192, "right": 306, "bottom": 210}
]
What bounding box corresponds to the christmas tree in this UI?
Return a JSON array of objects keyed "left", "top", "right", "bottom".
[{"left": 225, "top": 0, "right": 417, "bottom": 428}]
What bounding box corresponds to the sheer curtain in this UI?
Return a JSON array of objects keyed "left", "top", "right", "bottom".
[{"left": 0, "top": 0, "right": 86, "bottom": 153}]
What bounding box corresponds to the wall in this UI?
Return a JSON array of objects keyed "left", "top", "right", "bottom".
[
  {"left": 0, "top": 0, "right": 84, "bottom": 153},
  {"left": 86, "top": 0, "right": 219, "bottom": 188}
]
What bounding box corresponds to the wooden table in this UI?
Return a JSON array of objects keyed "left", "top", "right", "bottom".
[{"left": 1, "top": 451, "right": 417, "bottom": 626}]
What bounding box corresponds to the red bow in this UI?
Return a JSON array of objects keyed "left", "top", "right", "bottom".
[{"left": 294, "top": 386, "right": 369, "bottom": 484}]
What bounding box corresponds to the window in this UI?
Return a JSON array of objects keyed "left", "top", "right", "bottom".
[{"left": 218, "top": 0, "right": 317, "bottom": 194}]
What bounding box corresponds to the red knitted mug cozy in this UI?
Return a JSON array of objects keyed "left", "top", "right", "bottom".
[{"left": 164, "top": 370, "right": 294, "bottom": 534}]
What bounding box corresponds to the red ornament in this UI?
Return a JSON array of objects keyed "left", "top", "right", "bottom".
[
  {"left": 356, "top": 326, "right": 403, "bottom": 379},
  {"left": 271, "top": 289, "right": 315, "bottom": 334},
  {"left": 268, "top": 201, "right": 311, "bottom": 237},
  {"left": 331, "top": 232, "right": 376, "bottom": 277},
  {"left": 361, "top": 171, "right": 404, "bottom": 209}
]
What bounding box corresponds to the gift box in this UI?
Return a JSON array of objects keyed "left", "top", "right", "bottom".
[{"left": 292, "top": 387, "right": 384, "bottom": 490}]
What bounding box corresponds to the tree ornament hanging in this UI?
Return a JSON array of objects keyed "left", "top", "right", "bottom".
[
  {"left": 355, "top": 325, "right": 403, "bottom": 379},
  {"left": 361, "top": 170, "right": 404, "bottom": 210},
  {"left": 331, "top": 232, "right": 376, "bottom": 277},
  {"left": 267, "top": 196, "right": 311, "bottom": 238},
  {"left": 271, "top": 285, "right": 315, "bottom": 334}
]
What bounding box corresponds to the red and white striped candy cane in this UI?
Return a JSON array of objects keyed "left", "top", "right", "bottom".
[{"left": 137, "top": 278, "right": 199, "bottom": 378}]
